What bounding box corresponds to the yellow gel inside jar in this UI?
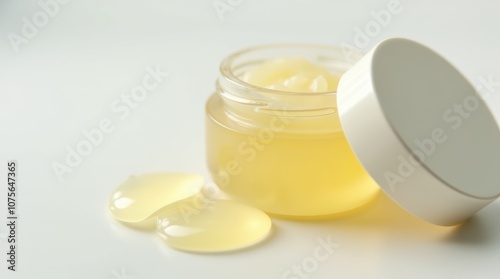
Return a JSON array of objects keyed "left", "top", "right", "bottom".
[{"left": 206, "top": 44, "right": 379, "bottom": 218}]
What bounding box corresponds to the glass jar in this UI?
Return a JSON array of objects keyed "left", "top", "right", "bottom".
[{"left": 205, "top": 44, "right": 379, "bottom": 218}]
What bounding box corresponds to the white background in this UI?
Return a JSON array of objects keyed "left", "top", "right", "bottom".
[{"left": 1, "top": 0, "right": 500, "bottom": 278}]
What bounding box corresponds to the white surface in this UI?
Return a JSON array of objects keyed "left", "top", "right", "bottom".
[
  {"left": 338, "top": 38, "right": 500, "bottom": 226},
  {"left": 1, "top": 0, "right": 500, "bottom": 278}
]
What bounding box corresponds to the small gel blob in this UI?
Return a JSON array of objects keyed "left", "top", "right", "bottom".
[
  {"left": 156, "top": 198, "right": 272, "bottom": 252},
  {"left": 108, "top": 173, "right": 204, "bottom": 229}
]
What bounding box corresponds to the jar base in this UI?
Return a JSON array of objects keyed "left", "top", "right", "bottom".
[{"left": 254, "top": 190, "right": 380, "bottom": 221}]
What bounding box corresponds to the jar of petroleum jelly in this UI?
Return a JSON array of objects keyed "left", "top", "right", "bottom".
[{"left": 206, "top": 44, "right": 380, "bottom": 218}]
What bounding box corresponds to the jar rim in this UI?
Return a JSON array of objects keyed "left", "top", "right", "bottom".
[{"left": 219, "top": 43, "right": 363, "bottom": 97}]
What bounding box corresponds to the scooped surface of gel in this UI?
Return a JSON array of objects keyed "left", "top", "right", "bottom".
[
  {"left": 157, "top": 198, "right": 272, "bottom": 252},
  {"left": 241, "top": 57, "right": 340, "bottom": 92},
  {"left": 108, "top": 173, "right": 204, "bottom": 226}
]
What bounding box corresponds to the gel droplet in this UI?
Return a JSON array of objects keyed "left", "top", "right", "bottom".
[
  {"left": 108, "top": 173, "right": 204, "bottom": 228},
  {"left": 156, "top": 198, "right": 272, "bottom": 252}
]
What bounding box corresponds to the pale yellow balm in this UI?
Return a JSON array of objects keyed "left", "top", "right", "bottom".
[
  {"left": 108, "top": 173, "right": 204, "bottom": 229},
  {"left": 157, "top": 198, "right": 272, "bottom": 252},
  {"left": 108, "top": 172, "right": 272, "bottom": 252},
  {"left": 206, "top": 45, "right": 379, "bottom": 218}
]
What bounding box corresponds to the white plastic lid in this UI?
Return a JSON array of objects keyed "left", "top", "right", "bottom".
[{"left": 337, "top": 38, "right": 500, "bottom": 226}]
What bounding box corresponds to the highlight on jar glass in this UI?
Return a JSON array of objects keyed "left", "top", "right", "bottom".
[{"left": 205, "top": 44, "right": 380, "bottom": 218}]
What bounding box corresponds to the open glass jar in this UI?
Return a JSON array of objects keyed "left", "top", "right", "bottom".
[{"left": 205, "top": 44, "right": 380, "bottom": 218}]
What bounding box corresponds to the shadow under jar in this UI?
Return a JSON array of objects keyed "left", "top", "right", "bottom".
[{"left": 206, "top": 44, "right": 380, "bottom": 218}]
